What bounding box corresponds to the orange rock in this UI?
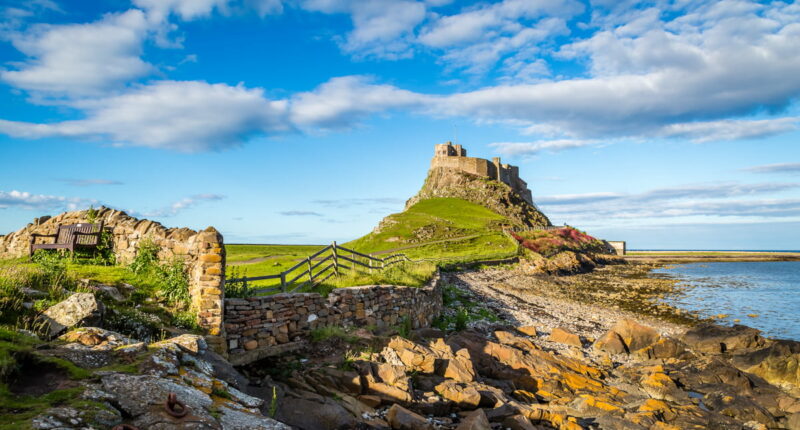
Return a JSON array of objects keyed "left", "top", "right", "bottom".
[
  {"left": 517, "top": 326, "right": 538, "bottom": 336},
  {"left": 548, "top": 327, "right": 582, "bottom": 347}
]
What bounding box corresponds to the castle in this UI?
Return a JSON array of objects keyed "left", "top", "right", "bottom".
[{"left": 431, "top": 142, "right": 534, "bottom": 205}]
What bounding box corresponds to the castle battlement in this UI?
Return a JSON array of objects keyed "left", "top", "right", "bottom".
[{"left": 431, "top": 142, "right": 533, "bottom": 205}]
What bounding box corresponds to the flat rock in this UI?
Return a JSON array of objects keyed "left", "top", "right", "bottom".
[
  {"left": 40, "top": 293, "right": 104, "bottom": 338},
  {"left": 548, "top": 327, "right": 582, "bottom": 347}
]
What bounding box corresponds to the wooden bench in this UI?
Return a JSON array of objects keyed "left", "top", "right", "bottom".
[{"left": 30, "top": 222, "right": 104, "bottom": 256}]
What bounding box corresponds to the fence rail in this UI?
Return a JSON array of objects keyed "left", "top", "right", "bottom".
[{"left": 226, "top": 241, "right": 412, "bottom": 295}]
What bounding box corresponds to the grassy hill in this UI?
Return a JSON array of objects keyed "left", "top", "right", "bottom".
[{"left": 345, "top": 197, "right": 517, "bottom": 261}]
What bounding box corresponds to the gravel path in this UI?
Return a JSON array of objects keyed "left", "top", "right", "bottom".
[{"left": 444, "top": 268, "right": 686, "bottom": 343}]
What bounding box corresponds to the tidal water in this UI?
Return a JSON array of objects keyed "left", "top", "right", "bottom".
[{"left": 652, "top": 261, "right": 800, "bottom": 340}]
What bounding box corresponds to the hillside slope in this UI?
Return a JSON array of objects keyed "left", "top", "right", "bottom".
[
  {"left": 345, "top": 198, "right": 517, "bottom": 260},
  {"left": 405, "top": 167, "right": 551, "bottom": 227}
]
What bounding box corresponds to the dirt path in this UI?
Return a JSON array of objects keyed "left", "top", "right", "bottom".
[
  {"left": 227, "top": 255, "right": 286, "bottom": 266},
  {"left": 444, "top": 267, "right": 687, "bottom": 342}
]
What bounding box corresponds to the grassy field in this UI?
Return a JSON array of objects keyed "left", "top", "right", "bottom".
[
  {"left": 226, "top": 244, "right": 325, "bottom": 263},
  {"left": 224, "top": 198, "right": 520, "bottom": 293}
]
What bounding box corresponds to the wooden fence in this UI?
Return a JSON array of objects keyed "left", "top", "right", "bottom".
[{"left": 226, "top": 242, "right": 411, "bottom": 295}]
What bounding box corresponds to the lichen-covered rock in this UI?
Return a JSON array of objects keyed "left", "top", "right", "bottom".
[
  {"left": 59, "top": 327, "right": 135, "bottom": 351},
  {"left": 732, "top": 339, "right": 800, "bottom": 395},
  {"left": 39, "top": 292, "right": 104, "bottom": 338}
]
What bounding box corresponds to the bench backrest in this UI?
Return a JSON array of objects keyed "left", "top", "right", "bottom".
[{"left": 56, "top": 223, "right": 103, "bottom": 245}]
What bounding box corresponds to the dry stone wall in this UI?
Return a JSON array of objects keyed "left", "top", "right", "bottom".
[
  {"left": 0, "top": 207, "right": 225, "bottom": 349},
  {"left": 224, "top": 274, "right": 443, "bottom": 365}
]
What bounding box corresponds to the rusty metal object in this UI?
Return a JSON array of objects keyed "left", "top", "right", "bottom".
[
  {"left": 112, "top": 425, "right": 139, "bottom": 430},
  {"left": 164, "top": 392, "right": 189, "bottom": 418}
]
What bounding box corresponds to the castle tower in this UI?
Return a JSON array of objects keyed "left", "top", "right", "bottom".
[{"left": 434, "top": 141, "right": 467, "bottom": 157}]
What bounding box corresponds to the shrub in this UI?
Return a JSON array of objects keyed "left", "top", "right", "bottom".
[
  {"left": 512, "top": 227, "right": 605, "bottom": 257},
  {"left": 127, "top": 238, "right": 190, "bottom": 307},
  {"left": 157, "top": 259, "right": 190, "bottom": 306},
  {"left": 225, "top": 266, "right": 250, "bottom": 298}
]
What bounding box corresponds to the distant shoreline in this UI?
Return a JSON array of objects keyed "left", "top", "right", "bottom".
[{"left": 624, "top": 250, "right": 800, "bottom": 262}]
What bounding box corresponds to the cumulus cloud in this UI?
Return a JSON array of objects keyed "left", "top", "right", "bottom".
[
  {"left": 1, "top": 9, "right": 153, "bottom": 97},
  {"left": 419, "top": 0, "right": 581, "bottom": 75},
  {"left": 745, "top": 163, "right": 800, "bottom": 175},
  {"left": 299, "top": 0, "right": 426, "bottom": 58},
  {"left": 289, "top": 76, "right": 427, "bottom": 130},
  {"left": 2, "top": 0, "right": 800, "bottom": 150},
  {"left": 0, "top": 80, "right": 291, "bottom": 151},
  {"left": 0, "top": 190, "right": 95, "bottom": 211},
  {"left": 133, "top": 0, "right": 284, "bottom": 21}
]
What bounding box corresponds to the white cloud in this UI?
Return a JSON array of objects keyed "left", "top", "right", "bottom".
[
  {"left": 134, "top": 193, "right": 226, "bottom": 218},
  {"left": 132, "top": 0, "right": 284, "bottom": 21},
  {"left": 279, "top": 210, "right": 323, "bottom": 216},
  {"left": 59, "top": 179, "right": 124, "bottom": 187},
  {"left": 538, "top": 182, "right": 800, "bottom": 222},
  {"left": 660, "top": 117, "right": 800, "bottom": 143},
  {"left": 0, "top": 80, "right": 291, "bottom": 151},
  {"left": 745, "top": 163, "right": 800, "bottom": 175},
  {"left": 1, "top": 9, "right": 153, "bottom": 97},
  {"left": 0, "top": 190, "right": 95, "bottom": 211},
  {"left": 299, "top": 0, "right": 426, "bottom": 58},
  {"left": 289, "top": 76, "right": 427, "bottom": 130},
  {"left": 490, "top": 139, "right": 598, "bottom": 156},
  {"left": 418, "top": 0, "right": 581, "bottom": 75}
]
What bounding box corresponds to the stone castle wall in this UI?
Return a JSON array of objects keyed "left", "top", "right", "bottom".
[
  {"left": 431, "top": 142, "right": 534, "bottom": 205},
  {"left": 0, "top": 207, "right": 225, "bottom": 349},
  {"left": 224, "top": 274, "right": 443, "bottom": 365}
]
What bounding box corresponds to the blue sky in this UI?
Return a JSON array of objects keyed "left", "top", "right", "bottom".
[{"left": 0, "top": 0, "right": 799, "bottom": 249}]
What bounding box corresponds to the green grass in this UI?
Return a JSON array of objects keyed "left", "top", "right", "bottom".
[
  {"left": 225, "top": 244, "right": 325, "bottom": 263},
  {"left": 346, "top": 198, "right": 509, "bottom": 254},
  {"left": 227, "top": 198, "right": 519, "bottom": 294},
  {"left": 224, "top": 244, "right": 326, "bottom": 290}
]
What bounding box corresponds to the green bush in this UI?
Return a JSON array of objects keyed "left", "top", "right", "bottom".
[
  {"left": 127, "top": 238, "right": 190, "bottom": 307},
  {"left": 225, "top": 266, "right": 250, "bottom": 298}
]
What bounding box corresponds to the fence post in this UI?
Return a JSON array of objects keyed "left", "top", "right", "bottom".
[
  {"left": 369, "top": 258, "right": 373, "bottom": 273},
  {"left": 307, "top": 256, "right": 313, "bottom": 283},
  {"left": 332, "top": 241, "right": 339, "bottom": 276},
  {"left": 280, "top": 272, "right": 286, "bottom": 292}
]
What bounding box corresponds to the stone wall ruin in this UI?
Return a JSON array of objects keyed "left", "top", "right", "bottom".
[{"left": 0, "top": 206, "right": 225, "bottom": 352}]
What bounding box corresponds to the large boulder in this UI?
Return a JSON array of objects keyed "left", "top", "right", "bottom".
[
  {"left": 456, "top": 409, "right": 490, "bottom": 430},
  {"left": 276, "top": 388, "right": 356, "bottom": 430},
  {"left": 681, "top": 323, "right": 765, "bottom": 354},
  {"left": 594, "top": 319, "right": 660, "bottom": 355},
  {"left": 386, "top": 404, "right": 432, "bottom": 430},
  {"left": 732, "top": 339, "right": 800, "bottom": 395},
  {"left": 40, "top": 293, "right": 104, "bottom": 338}
]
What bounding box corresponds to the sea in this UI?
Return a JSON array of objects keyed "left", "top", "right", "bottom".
[{"left": 652, "top": 261, "right": 800, "bottom": 340}]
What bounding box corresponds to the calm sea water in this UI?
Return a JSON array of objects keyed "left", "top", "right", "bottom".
[{"left": 652, "top": 262, "right": 800, "bottom": 340}]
